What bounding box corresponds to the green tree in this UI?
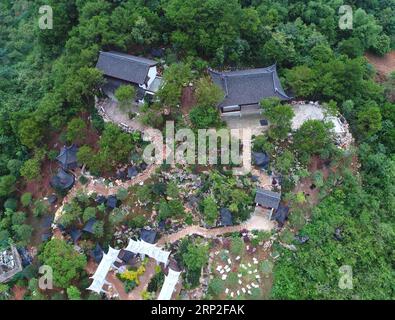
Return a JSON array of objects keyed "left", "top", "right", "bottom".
[
  {"left": 93, "top": 221, "right": 104, "bottom": 238},
  {"left": 208, "top": 277, "right": 224, "bottom": 296},
  {"left": 275, "top": 150, "right": 295, "bottom": 175},
  {"left": 39, "top": 239, "right": 87, "bottom": 289},
  {"left": 0, "top": 175, "right": 16, "bottom": 197},
  {"left": 202, "top": 196, "right": 218, "bottom": 226},
  {"left": 20, "top": 158, "right": 41, "bottom": 181},
  {"left": 66, "top": 118, "right": 87, "bottom": 143},
  {"left": 114, "top": 85, "right": 136, "bottom": 111},
  {"left": 83, "top": 207, "right": 96, "bottom": 223},
  {"left": 182, "top": 242, "right": 209, "bottom": 272},
  {"left": 195, "top": 77, "right": 224, "bottom": 107},
  {"left": 20, "top": 192, "right": 33, "bottom": 207},
  {"left": 189, "top": 105, "right": 222, "bottom": 129},
  {"left": 261, "top": 98, "right": 294, "bottom": 140},
  {"left": 0, "top": 283, "right": 10, "bottom": 300},
  {"left": 18, "top": 119, "right": 43, "bottom": 149},
  {"left": 230, "top": 236, "right": 244, "bottom": 256},
  {"left": 356, "top": 105, "right": 382, "bottom": 139},
  {"left": 166, "top": 181, "right": 179, "bottom": 199},
  {"left": 116, "top": 188, "right": 129, "bottom": 201},
  {"left": 293, "top": 120, "right": 333, "bottom": 161},
  {"left": 33, "top": 199, "right": 49, "bottom": 218},
  {"left": 285, "top": 65, "right": 317, "bottom": 97},
  {"left": 77, "top": 145, "right": 93, "bottom": 166},
  {"left": 12, "top": 224, "right": 33, "bottom": 246},
  {"left": 67, "top": 286, "right": 81, "bottom": 300},
  {"left": 157, "top": 63, "right": 193, "bottom": 110}
]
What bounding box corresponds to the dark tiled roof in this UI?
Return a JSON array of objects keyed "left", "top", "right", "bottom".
[
  {"left": 56, "top": 145, "right": 78, "bottom": 170},
  {"left": 271, "top": 204, "right": 289, "bottom": 226},
  {"left": 260, "top": 119, "right": 269, "bottom": 126},
  {"left": 17, "top": 247, "right": 33, "bottom": 267},
  {"left": 95, "top": 195, "right": 107, "bottom": 205},
  {"left": 255, "top": 188, "right": 281, "bottom": 209},
  {"left": 116, "top": 169, "right": 127, "bottom": 180},
  {"left": 41, "top": 215, "right": 54, "bottom": 229},
  {"left": 127, "top": 166, "right": 139, "bottom": 179},
  {"left": 252, "top": 152, "right": 270, "bottom": 169},
  {"left": 83, "top": 218, "right": 97, "bottom": 234},
  {"left": 48, "top": 194, "right": 58, "bottom": 205},
  {"left": 96, "top": 51, "right": 157, "bottom": 85},
  {"left": 50, "top": 168, "right": 75, "bottom": 190},
  {"left": 209, "top": 65, "right": 290, "bottom": 108},
  {"left": 91, "top": 244, "right": 103, "bottom": 263},
  {"left": 118, "top": 249, "right": 135, "bottom": 264},
  {"left": 69, "top": 228, "right": 82, "bottom": 243},
  {"left": 140, "top": 229, "right": 157, "bottom": 244},
  {"left": 106, "top": 195, "right": 118, "bottom": 209},
  {"left": 101, "top": 77, "right": 133, "bottom": 97},
  {"left": 151, "top": 48, "right": 165, "bottom": 58},
  {"left": 219, "top": 208, "right": 233, "bottom": 227}
]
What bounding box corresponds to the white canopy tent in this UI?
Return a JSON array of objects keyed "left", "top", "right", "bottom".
[
  {"left": 157, "top": 268, "right": 181, "bottom": 300},
  {"left": 125, "top": 239, "right": 170, "bottom": 265},
  {"left": 87, "top": 247, "right": 120, "bottom": 294}
]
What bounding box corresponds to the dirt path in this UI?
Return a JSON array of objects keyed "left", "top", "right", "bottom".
[
  {"left": 54, "top": 99, "right": 163, "bottom": 222},
  {"left": 366, "top": 51, "right": 395, "bottom": 76}
]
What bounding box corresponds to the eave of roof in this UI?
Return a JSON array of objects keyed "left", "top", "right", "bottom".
[
  {"left": 209, "top": 65, "right": 291, "bottom": 107},
  {"left": 96, "top": 51, "right": 157, "bottom": 85}
]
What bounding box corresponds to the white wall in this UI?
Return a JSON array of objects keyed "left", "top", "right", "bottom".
[{"left": 140, "top": 66, "right": 157, "bottom": 90}]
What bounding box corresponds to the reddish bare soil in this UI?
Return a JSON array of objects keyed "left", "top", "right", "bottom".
[
  {"left": 18, "top": 115, "right": 100, "bottom": 200},
  {"left": 366, "top": 51, "right": 395, "bottom": 77},
  {"left": 181, "top": 86, "right": 197, "bottom": 115},
  {"left": 12, "top": 285, "right": 26, "bottom": 300}
]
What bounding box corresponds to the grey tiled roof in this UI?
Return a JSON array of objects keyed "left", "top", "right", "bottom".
[
  {"left": 255, "top": 188, "right": 281, "bottom": 209},
  {"left": 209, "top": 65, "right": 290, "bottom": 108},
  {"left": 96, "top": 51, "right": 157, "bottom": 85},
  {"left": 56, "top": 145, "right": 78, "bottom": 170},
  {"left": 50, "top": 168, "right": 75, "bottom": 190}
]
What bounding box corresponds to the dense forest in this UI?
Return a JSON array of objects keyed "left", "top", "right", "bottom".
[{"left": 0, "top": 0, "right": 394, "bottom": 299}]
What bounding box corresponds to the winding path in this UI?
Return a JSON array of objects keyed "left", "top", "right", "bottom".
[{"left": 63, "top": 99, "right": 274, "bottom": 300}]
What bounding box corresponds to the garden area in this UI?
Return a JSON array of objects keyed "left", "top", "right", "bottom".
[{"left": 207, "top": 232, "right": 274, "bottom": 300}]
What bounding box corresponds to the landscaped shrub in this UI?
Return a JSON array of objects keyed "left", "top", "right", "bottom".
[
  {"left": 33, "top": 199, "right": 49, "bottom": 218},
  {"left": 83, "top": 207, "right": 96, "bottom": 223},
  {"left": 147, "top": 270, "right": 165, "bottom": 293},
  {"left": 47, "top": 150, "right": 59, "bottom": 161},
  {"left": 20, "top": 193, "right": 32, "bottom": 208},
  {"left": 208, "top": 277, "right": 224, "bottom": 296},
  {"left": 226, "top": 272, "right": 239, "bottom": 288},
  {"left": 260, "top": 260, "right": 274, "bottom": 276},
  {"left": 116, "top": 188, "right": 128, "bottom": 201},
  {"left": 115, "top": 85, "right": 136, "bottom": 111},
  {"left": 288, "top": 209, "right": 306, "bottom": 230},
  {"left": 4, "top": 198, "right": 17, "bottom": 211},
  {"left": 124, "top": 280, "right": 137, "bottom": 293},
  {"left": 129, "top": 215, "right": 146, "bottom": 228},
  {"left": 79, "top": 175, "right": 89, "bottom": 185},
  {"left": 230, "top": 237, "right": 245, "bottom": 256},
  {"left": 279, "top": 229, "right": 294, "bottom": 244}
]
